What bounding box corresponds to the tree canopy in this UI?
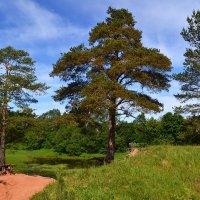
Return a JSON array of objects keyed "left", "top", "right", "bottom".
[{"left": 51, "top": 7, "right": 172, "bottom": 162}]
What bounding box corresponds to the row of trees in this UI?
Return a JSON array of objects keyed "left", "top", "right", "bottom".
[
  {"left": 4, "top": 109, "right": 200, "bottom": 155},
  {"left": 0, "top": 7, "right": 199, "bottom": 165}
]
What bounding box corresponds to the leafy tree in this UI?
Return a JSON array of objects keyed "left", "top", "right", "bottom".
[
  {"left": 160, "top": 112, "right": 185, "bottom": 144},
  {"left": 135, "top": 116, "right": 161, "bottom": 145},
  {"left": 182, "top": 116, "right": 200, "bottom": 144},
  {"left": 144, "top": 117, "right": 161, "bottom": 144},
  {"left": 132, "top": 114, "right": 160, "bottom": 145},
  {"left": 39, "top": 109, "right": 61, "bottom": 120},
  {"left": 0, "top": 46, "right": 48, "bottom": 166},
  {"left": 7, "top": 108, "right": 36, "bottom": 144},
  {"left": 174, "top": 10, "right": 200, "bottom": 115},
  {"left": 54, "top": 126, "right": 83, "bottom": 156},
  {"left": 116, "top": 121, "right": 136, "bottom": 151},
  {"left": 51, "top": 7, "right": 171, "bottom": 162}
]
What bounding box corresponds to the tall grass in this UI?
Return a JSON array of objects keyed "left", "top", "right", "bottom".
[{"left": 32, "top": 146, "right": 200, "bottom": 200}]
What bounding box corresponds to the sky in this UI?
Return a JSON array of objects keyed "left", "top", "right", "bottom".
[{"left": 0, "top": 0, "right": 199, "bottom": 117}]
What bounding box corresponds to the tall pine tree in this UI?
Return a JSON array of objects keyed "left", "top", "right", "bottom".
[
  {"left": 51, "top": 7, "right": 171, "bottom": 162},
  {"left": 174, "top": 10, "right": 200, "bottom": 115},
  {"left": 0, "top": 46, "right": 48, "bottom": 166}
]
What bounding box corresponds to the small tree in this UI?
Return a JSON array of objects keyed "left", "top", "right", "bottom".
[
  {"left": 51, "top": 7, "right": 171, "bottom": 162},
  {"left": 174, "top": 10, "right": 200, "bottom": 115},
  {"left": 0, "top": 46, "right": 48, "bottom": 166}
]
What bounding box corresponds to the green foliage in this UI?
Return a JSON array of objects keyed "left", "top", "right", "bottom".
[
  {"left": 7, "top": 109, "right": 36, "bottom": 144},
  {"left": 181, "top": 116, "right": 200, "bottom": 144},
  {"left": 6, "top": 109, "right": 200, "bottom": 155},
  {"left": 54, "top": 125, "right": 108, "bottom": 156},
  {"left": 39, "top": 109, "right": 61, "bottom": 120},
  {"left": 115, "top": 122, "right": 136, "bottom": 151},
  {"left": 54, "top": 126, "right": 82, "bottom": 156},
  {"left": 51, "top": 7, "right": 171, "bottom": 161},
  {"left": 125, "top": 114, "right": 161, "bottom": 145},
  {"left": 160, "top": 112, "right": 186, "bottom": 144},
  {"left": 51, "top": 6, "right": 171, "bottom": 118},
  {"left": 25, "top": 130, "right": 45, "bottom": 150},
  {"left": 142, "top": 117, "right": 161, "bottom": 144},
  {"left": 174, "top": 10, "right": 200, "bottom": 115},
  {"left": 0, "top": 46, "right": 48, "bottom": 166}
]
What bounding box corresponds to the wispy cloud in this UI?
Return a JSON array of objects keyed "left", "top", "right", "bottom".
[
  {"left": 57, "top": 0, "right": 199, "bottom": 67},
  {"left": 1, "top": 0, "right": 199, "bottom": 115},
  {"left": 0, "top": 0, "right": 89, "bottom": 48}
]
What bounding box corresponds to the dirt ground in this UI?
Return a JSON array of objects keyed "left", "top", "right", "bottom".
[
  {"left": 128, "top": 148, "right": 140, "bottom": 157},
  {"left": 0, "top": 173, "right": 55, "bottom": 200}
]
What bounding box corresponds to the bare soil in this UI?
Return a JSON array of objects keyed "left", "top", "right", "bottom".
[
  {"left": 128, "top": 148, "right": 140, "bottom": 157},
  {"left": 0, "top": 173, "right": 55, "bottom": 200}
]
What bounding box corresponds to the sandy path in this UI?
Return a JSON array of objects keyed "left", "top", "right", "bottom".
[{"left": 0, "top": 174, "right": 55, "bottom": 200}]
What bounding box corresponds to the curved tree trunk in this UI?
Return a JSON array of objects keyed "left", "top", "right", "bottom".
[{"left": 105, "top": 108, "right": 116, "bottom": 163}]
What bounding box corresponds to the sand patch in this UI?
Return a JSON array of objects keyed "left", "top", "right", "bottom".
[{"left": 0, "top": 173, "right": 55, "bottom": 200}]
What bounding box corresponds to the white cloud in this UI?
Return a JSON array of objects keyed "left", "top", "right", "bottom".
[
  {"left": 0, "top": 0, "right": 88, "bottom": 45},
  {"left": 60, "top": 0, "right": 199, "bottom": 67},
  {"left": 1, "top": 0, "right": 198, "bottom": 116}
]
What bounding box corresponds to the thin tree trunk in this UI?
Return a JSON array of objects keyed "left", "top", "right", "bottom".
[
  {"left": 0, "top": 64, "right": 9, "bottom": 167},
  {"left": 0, "top": 103, "right": 7, "bottom": 166},
  {"left": 105, "top": 108, "right": 116, "bottom": 163}
]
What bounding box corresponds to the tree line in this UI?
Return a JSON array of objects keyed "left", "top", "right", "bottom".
[
  {"left": 3, "top": 109, "right": 200, "bottom": 156},
  {"left": 0, "top": 7, "right": 199, "bottom": 165}
]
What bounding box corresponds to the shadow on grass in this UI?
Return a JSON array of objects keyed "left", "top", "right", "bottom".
[
  {"left": 20, "top": 168, "right": 58, "bottom": 179},
  {"left": 30, "top": 157, "right": 104, "bottom": 168},
  {"left": 21, "top": 156, "right": 105, "bottom": 178},
  {"left": 31, "top": 157, "right": 97, "bottom": 169}
]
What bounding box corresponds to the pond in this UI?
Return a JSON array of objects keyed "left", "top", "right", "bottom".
[{"left": 20, "top": 156, "right": 105, "bottom": 179}]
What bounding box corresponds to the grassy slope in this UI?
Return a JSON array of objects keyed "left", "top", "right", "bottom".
[{"left": 32, "top": 146, "right": 200, "bottom": 200}]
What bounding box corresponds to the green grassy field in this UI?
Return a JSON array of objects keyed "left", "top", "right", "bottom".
[
  {"left": 6, "top": 149, "right": 125, "bottom": 178},
  {"left": 30, "top": 146, "right": 200, "bottom": 200}
]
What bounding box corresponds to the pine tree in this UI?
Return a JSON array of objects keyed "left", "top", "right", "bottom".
[
  {"left": 174, "top": 10, "right": 200, "bottom": 115},
  {"left": 51, "top": 7, "right": 171, "bottom": 162},
  {"left": 0, "top": 46, "right": 48, "bottom": 166}
]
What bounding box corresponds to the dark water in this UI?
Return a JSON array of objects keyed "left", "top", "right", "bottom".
[
  {"left": 31, "top": 157, "right": 101, "bottom": 168},
  {"left": 20, "top": 156, "right": 105, "bottom": 179}
]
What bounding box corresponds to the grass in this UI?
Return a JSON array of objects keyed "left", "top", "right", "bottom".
[
  {"left": 6, "top": 148, "right": 126, "bottom": 178},
  {"left": 31, "top": 146, "right": 200, "bottom": 200}
]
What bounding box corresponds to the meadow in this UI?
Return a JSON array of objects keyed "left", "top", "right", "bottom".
[
  {"left": 7, "top": 145, "right": 200, "bottom": 200},
  {"left": 6, "top": 149, "right": 125, "bottom": 178}
]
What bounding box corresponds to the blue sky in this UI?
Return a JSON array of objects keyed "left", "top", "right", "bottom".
[{"left": 0, "top": 0, "right": 199, "bottom": 117}]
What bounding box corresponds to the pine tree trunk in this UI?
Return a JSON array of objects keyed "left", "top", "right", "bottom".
[
  {"left": 105, "top": 109, "right": 116, "bottom": 163},
  {"left": 0, "top": 65, "right": 8, "bottom": 167},
  {"left": 0, "top": 104, "right": 7, "bottom": 167}
]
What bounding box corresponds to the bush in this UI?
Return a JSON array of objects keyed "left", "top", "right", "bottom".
[{"left": 54, "top": 126, "right": 83, "bottom": 155}]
